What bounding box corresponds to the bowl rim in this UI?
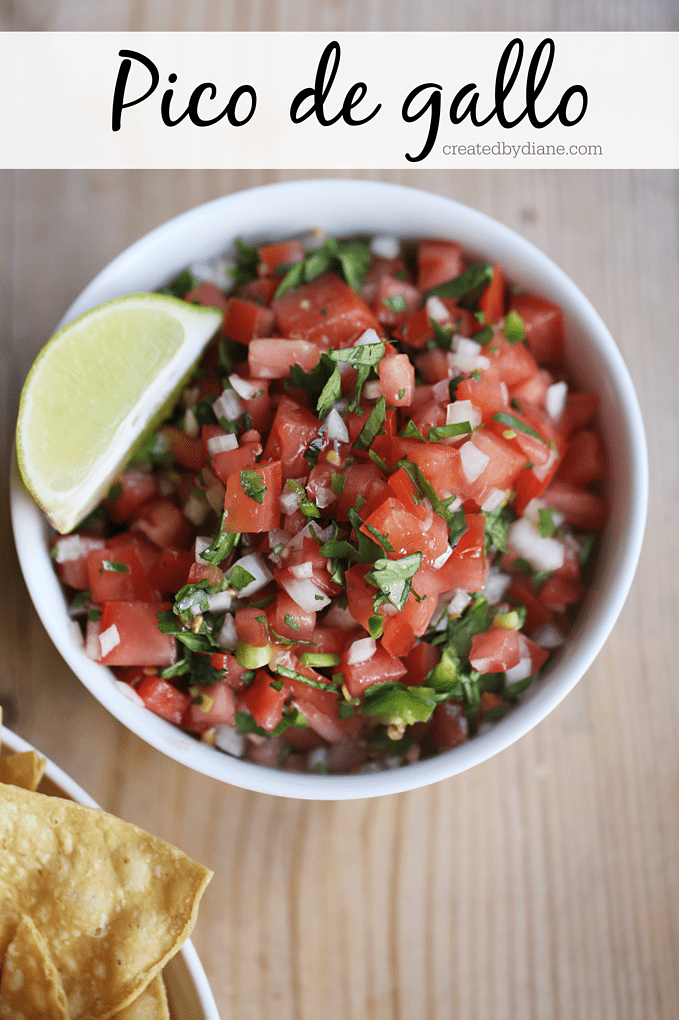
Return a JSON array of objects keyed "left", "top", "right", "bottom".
[
  {"left": 9, "top": 178, "right": 648, "bottom": 800},
  {"left": 0, "top": 725, "right": 221, "bottom": 1020}
]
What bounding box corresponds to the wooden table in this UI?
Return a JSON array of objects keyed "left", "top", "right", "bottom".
[{"left": 1, "top": 11, "right": 678, "bottom": 1020}]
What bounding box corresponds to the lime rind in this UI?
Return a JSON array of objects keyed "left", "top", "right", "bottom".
[{"left": 16, "top": 293, "right": 224, "bottom": 534}]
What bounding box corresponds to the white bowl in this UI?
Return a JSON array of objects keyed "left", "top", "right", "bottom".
[
  {"left": 0, "top": 725, "right": 221, "bottom": 1019},
  {"left": 10, "top": 179, "right": 648, "bottom": 800}
]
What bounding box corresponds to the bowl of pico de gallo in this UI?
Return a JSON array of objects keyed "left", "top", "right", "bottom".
[{"left": 10, "top": 179, "right": 648, "bottom": 799}]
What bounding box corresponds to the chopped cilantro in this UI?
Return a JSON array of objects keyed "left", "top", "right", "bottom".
[
  {"left": 228, "top": 565, "right": 256, "bottom": 591},
  {"left": 101, "top": 560, "right": 128, "bottom": 573},
  {"left": 353, "top": 396, "right": 387, "bottom": 451},
  {"left": 538, "top": 506, "right": 557, "bottom": 538},
  {"left": 503, "top": 310, "right": 526, "bottom": 343},
  {"left": 383, "top": 293, "right": 407, "bottom": 314},
  {"left": 424, "top": 263, "right": 494, "bottom": 304},
  {"left": 284, "top": 614, "right": 300, "bottom": 632},
  {"left": 366, "top": 553, "right": 423, "bottom": 612},
  {"left": 240, "top": 469, "right": 267, "bottom": 504},
  {"left": 428, "top": 421, "right": 472, "bottom": 442},
  {"left": 492, "top": 412, "right": 548, "bottom": 445}
]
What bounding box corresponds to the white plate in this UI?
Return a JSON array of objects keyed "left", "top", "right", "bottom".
[{"left": 0, "top": 725, "right": 221, "bottom": 1020}]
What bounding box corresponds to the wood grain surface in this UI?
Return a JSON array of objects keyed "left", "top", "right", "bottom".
[{"left": 1, "top": 7, "right": 678, "bottom": 1020}]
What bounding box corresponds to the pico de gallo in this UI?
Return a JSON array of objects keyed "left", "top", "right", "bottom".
[{"left": 52, "top": 232, "right": 608, "bottom": 774}]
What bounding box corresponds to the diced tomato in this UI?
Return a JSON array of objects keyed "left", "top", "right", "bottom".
[
  {"left": 469, "top": 628, "right": 521, "bottom": 672},
  {"left": 506, "top": 576, "right": 554, "bottom": 635},
  {"left": 416, "top": 240, "right": 464, "bottom": 292},
  {"left": 235, "top": 606, "right": 270, "bottom": 647},
  {"left": 54, "top": 535, "right": 106, "bottom": 590},
  {"left": 238, "top": 276, "right": 279, "bottom": 306},
  {"left": 399, "top": 589, "right": 438, "bottom": 637},
  {"left": 210, "top": 652, "right": 252, "bottom": 691},
  {"left": 222, "top": 298, "right": 275, "bottom": 345},
  {"left": 457, "top": 430, "right": 526, "bottom": 506},
  {"left": 510, "top": 369, "right": 553, "bottom": 409},
  {"left": 558, "top": 430, "right": 606, "bottom": 486},
  {"left": 183, "top": 282, "right": 230, "bottom": 313},
  {"left": 99, "top": 601, "right": 176, "bottom": 667},
  {"left": 158, "top": 426, "right": 206, "bottom": 470},
  {"left": 437, "top": 513, "right": 488, "bottom": 593},
  {"left": 104, "top": 469, "right": 158, "bottom": 524},
  {"left": 106, "top": 530, "right": 160, "bottom": 570},
  {"left": 131, "top": 498, "right": 194, "bottom": 550},
  {"left": 309, "top": 627, "right": 362, "bottom": 654},
  {"left": 542, "top": 480, "right": 609, "bottom": 530},
  {"left": 432, "top": 701, "right": 469, "bottom": 750},
  {"left": 183, "top": 681, "right": 236, "bottom": 733},
  {"left": 360, "top": 496, "right": 449, "bottom": 564},
  {"left": 336, "top": 463, "right": 389, "bottom": 521},
  {"left": 258, "top": 240, "right": 305, "bottom": 277},
  {"left": 345, "top": 564, "right": 382, "bottom": 631},
  {"left": 403, "top": 641, "right": 441, "bottom": 686},
  {"left": 340, "top": 643, "right": 407, "bottom": 699},
  {"left": 249, "top": 338, "right": 321, "bottom": 379},
  {"left": 537, "top": 575, "right": 582, "bottom": 608},
  {"left": 187, "top": 562, "right": 224, "bottom": 586},
  {"left": 272, "top": 272, "right": 380, "bottom": 350},
  {"left": 147, "top": 548, "right": 195, "bottom": 595},
  {"left": 486, "top": 335, "right": 539, "bottom": 387},
  {"left": 410, "top": 400, "right": 446, "bottom": 439},
  {"left": 381, "top": 615, "right": 417, "bottom": 658},
  {"left": 374, "top": 276, "right": 421, "bottom": 330},
  {"left": 414, "top": 348, "right": 450, "bottom": 384},
  {"left": 455, "top": 367, "right": 508, "bottom": 416},
  {"left": 240, "top": 379, "right": 274, "bottom": 434},
  {"left": 137, "top": 676, "right": 191, "bottom": 726},
  {"left": 222, "top": 460, "right": 282, "bottom": 533},
  {"left": 241, "top": 669, "right": 288, "bottom": 731},
  {"left": 387, "top": 465, "right": 429, "bottom": 521},
  {"left": 556, "top": 392, "right": 599, "bottom": 437},
  {"left": 210, "top": 443, "right": 259, "bottom": 485},
  {"left": 378, "top": 353, "right": 415, "bottom": 406},
  {"left": 262, "top": 396, "right": 320, "bottom": 478},
  {"left": 478, "top": 265, "right": 506, "bottom": 324},
  {"left": 87, "top": 546, "right": 155, "bottom": 603},
  {"left": 388, "top": 437, "right": 465, "bottom": 500},
  {"left": 269, "top": 591, "right": 316, "bottom": 642},
  {"left": 509, "top": 293, "right": 565, "bottom": 365}
]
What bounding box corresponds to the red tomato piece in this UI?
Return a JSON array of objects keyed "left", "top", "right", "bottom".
[
  {"left": 148, "top": 548, "right": 194, "bottom": 596},
  {"left": 183, "top": 681, "right": 236, "bottom": 733},
  {"left": 262, "top": 396, "right": 321, "bottom": 478},
  {"left": 478, "top": 265, "right": 506, "bottom": 324},
  {"left": 183, "top": 282, "right": 230, "bottom": 313},
  {"left": 210, "top": 652, "right": 252, "bottom": 691},
  {"left": 222, "top": 298, "right": 275, "bottom": 345},
  {"left": 360, "top": 497, "right": 449, "bottom": 565},
  {"left": 509, "top": 293, "right": 565, "bottom": 365},
  {"left": 486, "top": 335, "right": 539, "bottom": 388},
  {"left": 432, "top": 701, "right": 469, "bottom": 750},
  {"left": 542, "top": 480, "right": 609, "bottom": 530},
  {"left": 455, "top": 367, "right": 509, "bottom": 416},
  {"left": 378, "top": 353, "right": 415, "bottom": 407},
  {"left": 340, "top": 644, "right": 407, "bottom": 699},
  {"left": 249, "top": 338, "right": 322, "bottom": 379},
  {"left": 187, "top": 562, "right": 224, "bottom": 586},
  {"left": 381, "top": 615, "right": 417, "bottom": 658},
  {"left": 416, "top": 240, "right": 464, "bottom": 292},
  {"left": 556, "top": 392, "right": 599, "bottom": 437},
  {"left": 210, "top": 443, "right": 259, "bottom": 486},
  {"left": 374, "top": 276, "right": 421, "bottom": 330},
  {"left": 137, "top": 676, "right": 191, "bottom": 726},
  {"left": 131, "top": 498, "right": 194, "bottom": 550},
  {"left": 241, "top": 669, "right": 289, "bottom": 731},
  {"left": 54, "top": 535, "right": 106, "bottom": 590},
  {"left": 99, "top": 601, "right": 176, "bottom": 667},
  {"left": 272, "top": 272, "right": 380, "bottom": 350},
  {"left": 403, "top": 641, "right": 441, "bottom": 687},
  {"left": 558, "top": 430, "right": 606, "bottom": 486},
  {"left": 269, "top": 591, "right": 316, "bottom": 642},
  {"left": 235, "top": 606, "right": 270, "bottom": 647},
  {"left": 469, "top": 628, "right": 521, "bottom": 673},
  {"left": 437, "top": 513, "right": 488, "bottom": 593},
  {"left": 158, "top": 426, "right": 206, "bottom": 470},
  {"left": 222, "top": 460, "right": 282, "bottom": 533},
  {"left": 387, "top": 465, "right": 429, "bottom": 521},
  {"left": 257, "top": 240, "right": 305, "bottom": 277},
  {"left": 104, "top": 469, "right": 158, "bottom": 524},
  {"left": 87, "top": 546, "right": 155, "bottom": 603}
]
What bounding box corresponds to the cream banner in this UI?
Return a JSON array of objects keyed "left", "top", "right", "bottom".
[{"left": 1, "top": 32, "right": 677, "bottom": 168}]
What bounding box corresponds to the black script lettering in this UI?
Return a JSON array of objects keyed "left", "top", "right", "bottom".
[
  {"left": 290, "top": 41, "right": 381, "bottom": 127},
  {"left": 403, "top": 83, "right": 442, "bottom": 163},
  {"left": 112, "top": 50, "right": 159, "bottom": 132}
]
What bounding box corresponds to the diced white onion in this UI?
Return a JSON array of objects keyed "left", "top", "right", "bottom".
[
  {"left": 280, "top": 484, "right": 303, "bottom": 515},
  {"left": 114, "top": 680, "right": 145, "bottom": 707},
  {"left": 447, "top": 339, "right": 491, "bottom": 374},
  {"left": 484, "top": 567, "right": 511, "bottom": 605},
  {"left": 215, "top": 724, "right": 246, "bottom": 757},
  {"left": 195, "top": 536, "right": 212, "bottom": 564},
  {"left": 205, "top": 483, "right": 226, "bottom": 516},
  {"left": 432, "top": 545, "right": 453, "bottom": 570},
  {"left": 290, "top": 560, "right": 314, "bottom": 580},
  {"left": 190, "top": 590, "right": 232, "bottom": 616},
  {"left": 370, "top": 235, "right": 400, "bottom": 259},
  {"left": 287, "top": 522, "right": 334, "bottom": 550},
  {"left": 207, "top": 432, "right": 238, "bottom": 455},
  {"left": 532, "top": 447, "right": 559, "bottom": 482},
  {"left": 212, "top": 388, "right": 243, "bottom": 423},
  {"left": 183, "top": 493, "right": 210, "bottom": 527},
  {"left": 504, "top": 637, "right": 533, "bottom": 683},
  {"left": 481, "top": 488, "right": 508, "bottom": 513},
  {"left": 448, "top": 590, "right": 473, "bottom": 617},
  {"left": 469, "top": 654, "right": 492, "bottom": 673},
  {"left": 431, "top": 378, "right": 452, "bottom": 402},
  {"left": 425, "top": 295, "right": 450, "bottom": 323},
  {"left": 183, "top": 407, "right": 200, "bottom": 438},
  {"left": 532, "top": 623, "right": 565, "bottom": 649},
  {"left": 546, "top": 380, "right": 568, "bottom": 419},
  {"left": 216, "top": 614, "right": 238, "bottom": 650},
  {"left": 99, "top": 624, "right": 120, "bottom": 659},
  {"left": 507, "top": 518, "right": 565, "bottom": 573},
  {"left": 53, "top": 535, "right": 104, "bottom": 563},
  {"left": 325, "top": 407, "right": 349, "bottom": 443},
  {"left": 84, "top": 619, "right": 101, "bottom": 661},
  {"left": 446, "top": 398, "right": 481, "bottom": 430},
  {"left": 354, "top": 328, "right": 381, "bottom": 347},
  {"left": 346, "top": 637, "right": 377, "bottom": 665},
  {"left": 279, "top": 575, "right": 331, "bottom": 613},
  {"left": 460, "top": 441, "right": 490, "bottom": 482},
  {"left": 228, "top": 374, "right": 259, "bottom": 400},
  {"left": 315, "top": 486, "right": 336, "bottom": 509},
  {"left": 230, "top": 553, "right": 273, "bottom": 597},
  {"left": 189, "top": 258, "right": 234, "bottom": 292},
  {"left": 362, "top": 380, "right": 383, "bottom": 401},
  {"left": 307, "top": 746, "right": 330, "bottom": 771}
]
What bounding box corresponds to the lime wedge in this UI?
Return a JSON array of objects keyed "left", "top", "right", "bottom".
[{"left": 16, "top": 293, "right": 223, "bottom": 534}]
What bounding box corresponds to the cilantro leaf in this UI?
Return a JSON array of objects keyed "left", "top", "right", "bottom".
[
  {"left": 230, "top": 237, "right": 260, "bottom": 286},
  {"left": 503, "top": 309, "right": 526, "bottom": 343},
  {"left": 240, "top": 469, "right": 267, "bottom": 504},
  {"left": 353, "top": 395, "right": 387, "bottom": 451},
  {"left": 424, "top": 263, "right": 494, "bottom": 303},
  {"left": 428, "top": 421, "right": 472, "bottom": 443},
  {"left": 492, "top": 411, "right": 548, "bottom": 445},
  {"left": 538, "top": 506, "right": 556, "bottom": 538},
  {"left": 366, "top": 553, "right": 423, "bottom": 612},
  {"left": 397, "top": 459, "right": 459, "bottom": 522},
  {"left": 201, "top": 521, "right": 241, "bottom": 565},
  {"left": 228, "top": 565, "right": 256, "bottom": 591},
  {"left": 315, "top": 365, "right": 343, "bottom": 419},
  {"left": 483, "top": 506, "right": 514, "bottom": 553}
]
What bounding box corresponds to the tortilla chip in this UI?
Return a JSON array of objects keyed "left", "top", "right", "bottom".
[
  {"left": 0, "top": 913, "right": 69, "bottom": 1019},
  {"left": 0, "top": 750, "right": 47, "bottom": 791},
  {"left": 0, "top": 784, "right": 212, "bottom": 1020},
  {"left": 113, "top": 974, "right": 169, "bottom": 1020}
]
